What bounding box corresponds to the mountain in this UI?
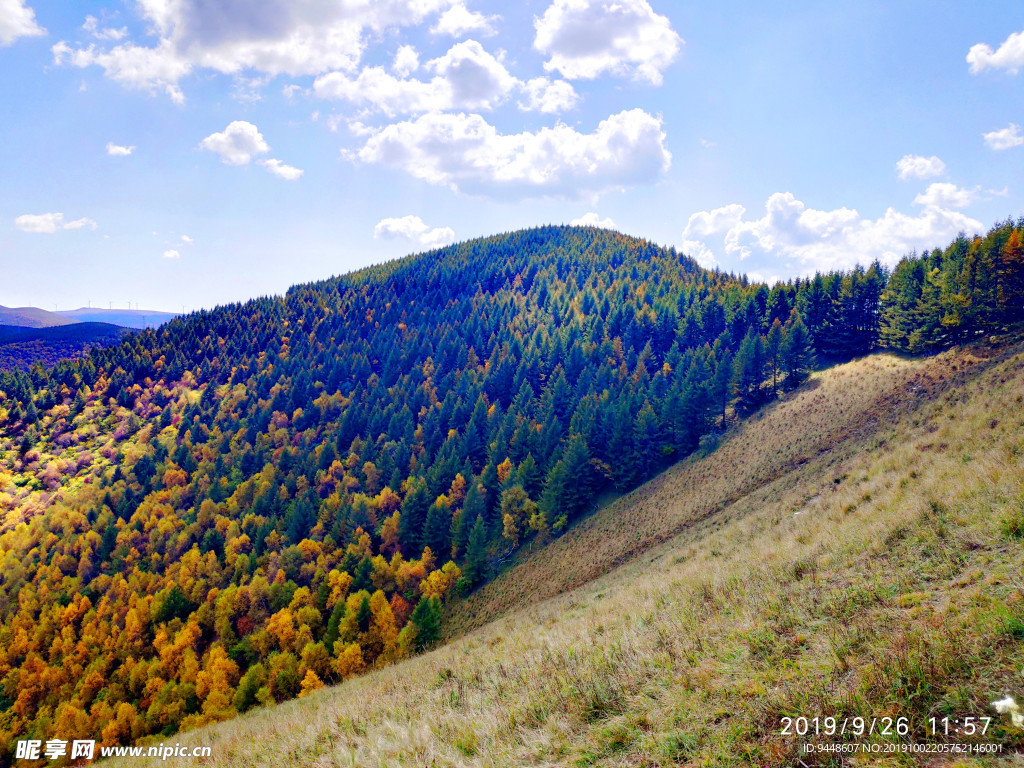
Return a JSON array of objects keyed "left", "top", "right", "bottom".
[
  {"left": 57, "top": 308, "right": 179, "bottom": 330},
  {"left": 0, "top": 222, "right": 1022, "bottom": 762},
  {"left": 101, "top": 329, "right": 1024, "bottom": 768},
  {"left": 0, "top": 305, "right": 77, "bottom": 329},
  {"left": 0, "top": 306, "right": 175, "bottom": 370},
  {"left": 0, "top": 323, "right": 130, "bottom": 372},
  {"left": 0, "top": 305, "right": 177, "bottom": 332}
]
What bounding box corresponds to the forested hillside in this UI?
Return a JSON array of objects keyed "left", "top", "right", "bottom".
[
  {"left": 0, "top": 221, "right": 1021, "bottom": 756},
  {"left": 104, "top": 329, "right": 1024, "bottom": 768},
  {"left": 0, "top": 323, "right": 129, "bottom": 372}
]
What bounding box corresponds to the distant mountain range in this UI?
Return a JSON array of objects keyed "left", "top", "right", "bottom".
[
  {"left": 0, "top": 305, "right": 72, "bottom": 328},
  {"left": 0, "top": 305, "right": 178, "bottom": 330},
  {"left": 0, "top": 305, "right": 176, "bottom": 370},
  {"left": 56, "top": 307, "right": 179, "bottom": 329}
]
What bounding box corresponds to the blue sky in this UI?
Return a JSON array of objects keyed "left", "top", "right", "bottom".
[{"left": 1, "top": 0, "right": 1022, "bottom": 313}]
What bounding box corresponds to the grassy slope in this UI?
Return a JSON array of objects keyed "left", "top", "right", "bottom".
[{"left": 105, "top": 336, "right": 1024, "bottom": 767}]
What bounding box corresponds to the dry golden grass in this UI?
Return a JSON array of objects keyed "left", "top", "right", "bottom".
[{"left": 104, "top": 336, "right": 1024, "bottom": 767}]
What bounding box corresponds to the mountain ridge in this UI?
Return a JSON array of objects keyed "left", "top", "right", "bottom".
[
  {"left": 0, "top": 221, "right": 1021, "bottom": 762},
  {"left": 57, "top": 308, "right": 178, "bottom": 330},
  {"left": 0, "top": 305, "right": 78, "bottom": 329}
]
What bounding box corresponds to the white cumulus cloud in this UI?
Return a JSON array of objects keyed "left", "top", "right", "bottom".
[
  {"left": 106, "top": 142, "right": 135, "bottom": 156},
  {"left": 392, "top": 44, "right": 420, "bottom": 77},
  {"left": 913, "top": 182, "right": 977, "bottom": 209},
  {"left": 162, "top": 249, "right": 181, "bottom": 259},
  {"left": 62, "top": 217, "right": 98, "bottom": 230},
  {"left": 430, "top": 39, "right": 517, "bottom": 110},
  {"left": 432, "top": 2, "right": 498, "bottom": 37},
  {"left": 533, "top": 0, "right": 682, "bottom": 85},
  {"left": 681, "top": 239, "right": 718, "bottom": 268},
  {"left": 53, "top": 39, "right": 190, "bottom": 103},
  {"left": 317, "top": 40, "right": 578, "bottom": 116},
  {"left": 261, "top": 158, "right": 304, "bottom": 180},
  {"left": 199, "top": 120, "right": 270, "bottom": 165},
  {"left": 983, "top": 123, "right": 1024, "bottom": 151},
  {"left": 895, "top": 154, "right": 945, "bottom": 180},
  {"left": 570, "top": 212, "right": 615, "bottom": 228},
  {"left": 354, "top": 108, "right": 670, "bottom": 199},
  {"left": 314, "top": 39, "right": 518, "bottom": 115},
  {"left": 51, "top": 0, "right": 458, "bottom": 102},
  {"left": 680, "top": 203, "right": 747, "bottom": 269},
  {"left": 15, "top": 212, "right": 96, "bottom": 233},
  {"left": 82, "top": 15, "right": 127, "bottom": 41},
  {"left": 681, "top": 192, "right": 982, "bottom": 273},
  {"left": 682, "top": 203, "right": 746, "bottom": 239},
  {"left": 199, "top": 121, "right": 302, "bottom": 179},
  {"left": 967, "top": 28, "right": 1024, "bottom": 74},
  {"left": 374, "top": 215, "right": 456, "bottom": 247},
  {"left": 0, "top": 0, "right": 45, "bottom": 46},
  {"left": 518, "top": 77, "right": 579, "bottom": 113},
  {"left": 315, "top": 66, "right": 446, "bottom": 116}
]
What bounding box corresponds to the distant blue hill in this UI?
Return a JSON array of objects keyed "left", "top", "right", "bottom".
[
  {"left": 0, "top": 305, "right": 75, "bottom": 328},
  {"left": 57, "top": 307, "right": 178, "bottom": 329}
]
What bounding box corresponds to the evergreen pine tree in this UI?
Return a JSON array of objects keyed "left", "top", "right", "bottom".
[
  {"left": 780, "top": 310, "right": 812, "bottom": 389},
  {"left": 559, "top": 434, "right": 592, "bottom": 519},
  {"left": 677, "top": 353, "right": 710, "bottom": 452},
  {"left": 409, "top": 597, "right": 442, "bottom": 651},
  {"left": 453, "top": 480, "right": 484, "bottom": 559},
  {"left": 710, "top": 343, "right": 733, "bottom": 429},
  {"left": 539, "top": 459, "right": 569, "bottom": 527},
  {"left": 421, "top": 500, "right": 452, "bottom": 560},
  {"left": 515, "top": 453, "right": 542, "bottom": 499},
  {"left": 356, "top": 594, "right": 372, "bottom": 634},
  {"left": 731, "top": 328, "right": 766, "bottom": 414},
  {"left": 879, "top": 256, "right": 923, "bottom": 350},
  {"left": 464, "top": 515, "right": 489, "bottom": 586},
  {"left": 324, "top": 600, "right": 345, "bottom": 651},
  {"left": 909, "top": 253, "right": 945, "bottom": 353},
  {"left": 765, "top": 318, "right": 783, "bottom": 396},
  {"left": 606, "top": 397, "right": 636, "bottom": 490},
  {"left": 398, "top": 478, "right": 430, "bottom": 556},
  {"left": 631, "top": 400, "right": 662, "bottom": 479}
]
